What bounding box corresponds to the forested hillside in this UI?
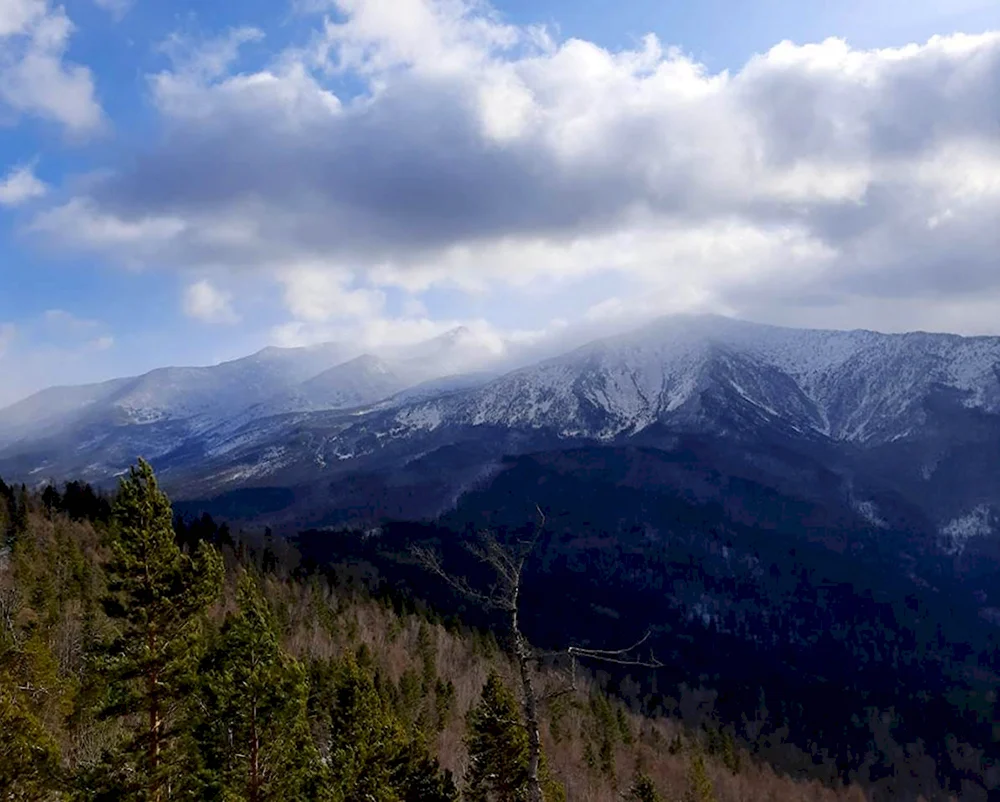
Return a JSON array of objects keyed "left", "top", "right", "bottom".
[{"left": 0, "top": 463, "right": 879, "bottom": 801}]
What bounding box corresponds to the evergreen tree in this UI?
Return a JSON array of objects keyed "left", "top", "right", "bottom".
[
  {"left": 719, "top": 729, "right": 741, "bottom": 774},
  {"left": 627, "top": 769, "right": 662, "bottom": 802},
  {"left": 0, "top": 684, "right": 61, "bottom": 799},
  {"left": 7, "top": 484, "right": 29, "bottom": 547},
  {"left": 683, "top": 750, "right": 716, "bottom": 802},
  {"left": 324, "top": 655, "right": 400, "bottom": 801},
  {"left": 319, "top": 655, "right": 457, "bottom": 802},
  {"left": 100, "top": 459, "right": 224, "bottom": 801},
  {"left": 465, "top": 671, "right": 530, "bottom": 802},
  {"left": 389, "top": 739, "right": 459, "bottom": 802},
  {"left": 195, "top": 572, "right": 325, "bottom": 801},
  {"left": 464, "top": 671, "right": 566, "bottom": 802},
  {"left": 40, "top": 485, "right": 62, "bottom": 519}
]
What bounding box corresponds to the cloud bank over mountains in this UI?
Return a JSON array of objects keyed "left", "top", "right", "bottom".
[{"left": 4, "top": 0, "right": 1000, "bottom": 401}]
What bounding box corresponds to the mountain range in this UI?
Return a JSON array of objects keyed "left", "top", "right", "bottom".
[{"left": 3, "top": 313, "right": 1000, "bottom": 557}]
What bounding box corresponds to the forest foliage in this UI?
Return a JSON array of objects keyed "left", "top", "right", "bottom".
[{"left": 1, "top": 463, "right": 902, "bottom": 801}]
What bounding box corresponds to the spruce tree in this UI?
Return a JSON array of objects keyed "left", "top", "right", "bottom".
[
  {"left": 465, "top": 671, "right": 531, "bottom": 802},
  {"left": 100, "top": 459, "right": 223, "bottom": 800},
  {"left": 195, "top": 572, "right": 325, "bottom": 801}
]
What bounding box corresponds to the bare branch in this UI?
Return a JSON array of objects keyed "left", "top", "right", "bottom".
[
  {"left": 411, "top": 507, "right": 661, "bottom": 802},
  {"left": 540, "top": 686, "right": 577, "bottom": 704},
  {"left": 411, "top": 544, "right": 495, "bottom": 609},
  {"left": 568, "top": 631, "right": 664, "bottom": 669}
]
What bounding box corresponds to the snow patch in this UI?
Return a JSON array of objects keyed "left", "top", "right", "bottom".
[
  {"left": 940, "top": 505, "right": 993, "bottom": 555},
  {"left": 852, "top": 499, "right": 889, "bottom": 529}
]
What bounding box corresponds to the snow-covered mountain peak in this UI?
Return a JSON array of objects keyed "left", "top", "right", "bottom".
[
  {"left": 406, "top": 315, "right": 1000, "bottom": 445},
  {"left": 8, "top": 315, "right": 1000, "bottom": 491}
]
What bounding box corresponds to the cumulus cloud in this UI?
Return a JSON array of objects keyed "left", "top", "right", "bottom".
[
  {"left": 0, "top": 0, "right": 103, "bottom": 133},
  {"left": 25, "top": 0, "right": 1000, "bottom": 338},
  {"left": 0, "top": 163, "right": 46, "bottom": 205},
  {"left": 182, "top": 279, "right": 240, "bottom": 324}
]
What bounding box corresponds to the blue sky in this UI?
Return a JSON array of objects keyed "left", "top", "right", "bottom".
[{"left": 1, "top": 0, "right": 999, "bottom": 404}]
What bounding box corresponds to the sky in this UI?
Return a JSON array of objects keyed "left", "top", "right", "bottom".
[{"left": 1, "top": 0, "right": 1000, "bottom": 405}]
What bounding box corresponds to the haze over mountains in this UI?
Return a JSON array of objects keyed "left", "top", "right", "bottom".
[{"left": 3, "top": 313, "right": 1000, "bottom": 562}]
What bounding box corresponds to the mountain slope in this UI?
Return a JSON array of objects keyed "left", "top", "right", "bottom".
[
  {"left": 6, "top": 314, "right": 1000, "bottom": 549},
  {"left": 240, "top": 354, "right": 407, "bottom": 419}
]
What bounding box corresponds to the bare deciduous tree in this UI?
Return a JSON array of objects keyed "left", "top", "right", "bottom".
[{"left": 415, "top": 506, "right": 662, "bottom": 802}]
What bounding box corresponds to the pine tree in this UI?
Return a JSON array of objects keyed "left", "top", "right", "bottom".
[
  {"left": 389, "top": 738, "right": 459, "bottom": 802},
  {"left": 324, "top": 655, "right": 400, "bottom": 801},
  {"left": 0, "top": 684, "right": 61, "bottom": 799},
  {"left": 464, "top": 671, "right": 564, "bottom": 802},
  {"left": 627, "top": 769, "right": 662, "bottom": 802},
  {"left": 465, "top": 671, "right": 530, "bottom": 802},
  {"left": 318, "top": 654, "right": 457, "bottom": 802},
  {"left": 683, "top": 750, "right": 716, "bottom": 802},
  {"left": 719, "top": 729, "right": 741, "bottom": 774},
  {"left": 100, "top": 458, "right": 224, "bottom": 800},
  {"left": 6, "top": 484, "right": 29, "bottom": 547},
  {"left": 195, "top": 572, "right": 325, "bottom": 801}
]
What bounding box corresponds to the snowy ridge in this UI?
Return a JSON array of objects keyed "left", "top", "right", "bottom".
[
  {"left": 6, "top": 313, "right": 1000, "bottom": 540},
  {"left": 383, "top": 315, "right": 1000, "bottom": 445}
]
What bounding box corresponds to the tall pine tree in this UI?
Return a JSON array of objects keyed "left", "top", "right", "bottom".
[
  {"left": 194, "top": 572, "right": 325, "bottom": 801},
  {"left": 100, "top": 459, "right": 223, "bottom": 801}
]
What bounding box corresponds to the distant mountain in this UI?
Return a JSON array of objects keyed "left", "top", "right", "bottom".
[
  {"left": 5, "top": 314, "right": 1000, "bottom": 555},
  {"left": 0, "top": 341, "right": 355, "bottom": 449},
  {"left": 411, "top": 314, "right": 1000, "bottom": 445},
  {"left": 242, "top": 355, "right": 406, "bottom": 419},
  {"left": 0, "top": 326, "right": 514, "bottom": 484}
]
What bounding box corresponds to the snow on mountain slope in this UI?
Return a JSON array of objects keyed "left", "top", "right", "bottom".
[
  {"left": 0, "top": 340, "right": 359, "bottom": 444},
  {"left": 327, "top": 314, "right": 1000, "bottom": 457},
  {"left": 242, "top": 355, "right": 407, "bottom": 418},
  {"left": 105, "top": 341, "right": 357, "bottom": 429},
  {"left": 7, "top": 314, "right": 1000, "bottom": 508},
  {"left": 0, "top": 377, "right": 132, "bottom": 447}
]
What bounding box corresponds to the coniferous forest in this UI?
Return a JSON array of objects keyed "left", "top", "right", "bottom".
[{"left": 0, "top": 461, "right": 888, "bottom": 801}]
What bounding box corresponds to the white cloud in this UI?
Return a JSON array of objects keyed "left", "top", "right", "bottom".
[
  {"left": 23, "top": 0, "right": 1000, "bottom": 341},
  {"left": 182, "top": 279, "right": 240, "bottom": 324},
  {"left": 93, "top": 0, "right": 131, "bottom": 19},
  {"left": 279, "top": 267, "right": 385, "bottom": 322},
  {"left": 0, "top": 163, "right": 45, "bottom": 206},
  {"left": 0, "top": 0, "right": 103, "bottom": 132},
  {"left": 401, "top": 297, "right": 428, "bottom": 317},
  {"left": 0, "top": 0, "right": 45, "bottom": 37},
  {"left": 42, "top": 308, "right": 100, "bottom": 332}
]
